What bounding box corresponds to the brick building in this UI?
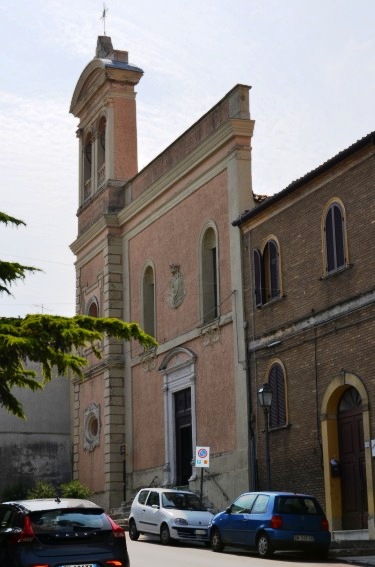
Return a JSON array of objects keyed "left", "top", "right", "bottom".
[
  {"left": 69, "top": 36, "right": 255, "bottom": 512},
  {"left": 234, "top": 132, "right": 375, "bottom": 539}
]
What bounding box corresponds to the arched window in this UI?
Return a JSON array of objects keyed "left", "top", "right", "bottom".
[
  {"left": 253, "top": 237, "right": 281, "bottom": 307},
  {"left": 143, "top": 265, "right": 155, "bottom": 338},
  {"left": 97, "top": 116, "right": 106, "bottom": 188},
  {"left": 268, "top": 361, "right": 287, "bottom": 429},
  {"left": 83, "top": 133, "right": 92, "bottom": 200},
  {"left": 87, "top": 297, "right": 99, "bottom": 318},
  {"left": 338, "top": 386, "right": 362, "bottom": 413},
  {"left": 323, "top": 201, "right": 348, "bottom": 275},
  {"left": 201, "top": 226, "right": 219, "bottom": 325}
]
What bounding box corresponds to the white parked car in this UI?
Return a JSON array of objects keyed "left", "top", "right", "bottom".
[{"left": 128, "top": 487, "right": 214, "bottom": 545}]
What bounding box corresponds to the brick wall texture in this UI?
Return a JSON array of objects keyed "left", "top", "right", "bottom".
[{"left": 242, "top": 146, "right": 375, "bottom": 506}]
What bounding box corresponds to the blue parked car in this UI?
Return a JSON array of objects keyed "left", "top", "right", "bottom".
[{"left": 209, "top": 491, "right": 331, "bottom": 558}]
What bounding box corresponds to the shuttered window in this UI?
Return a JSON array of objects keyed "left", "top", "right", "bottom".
[
  {"left": 324, "top": 203, "right": 346, "bottom": 274},
  {"left": 253, "top": 249, "right": 263, "bottom": 307},
  {"left": 253, "top": 239, "right": 281, "bottom": 306},
  {"left": 267, "top": 240, "right": 280, "bottom": 299},
  {"left": 268, "top": 362, "right": 286, "bottom": 429}
]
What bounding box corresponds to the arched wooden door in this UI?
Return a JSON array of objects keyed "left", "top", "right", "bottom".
[{"left": 338, "top": 387, "right": 368, "bottom": 529}]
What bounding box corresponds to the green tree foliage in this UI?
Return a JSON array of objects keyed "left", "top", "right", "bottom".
[
  {"left": 27, "top": 481, "right": 57, "bottom": 499},
  {"left": 0, "top": 212, "right": 157, "bottom": 419},
  {"left": 59, "top": 480, "right": 92, "bottom": 499},
  {"left": 0, "top": 212, "right": 41, "bottom": 295},
  {"left": 25, "top": 479, "right": 92, "bottom": 499}
]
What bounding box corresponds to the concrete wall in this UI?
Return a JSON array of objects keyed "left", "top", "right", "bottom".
[{"left": 0, "top": 361, "right": 71, "bottom": 498}]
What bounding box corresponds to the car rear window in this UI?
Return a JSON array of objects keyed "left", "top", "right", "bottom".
[
  {"left": 28, "top": 508, "right": 111, "bottom": 533},
  {"left": 162, "top": 492, "right": 207, "bottom": 511},
  {"left": 276, "top": 496, "right": 323, "bottom": 515}
]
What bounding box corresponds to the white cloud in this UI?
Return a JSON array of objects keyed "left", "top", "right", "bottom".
[{"left": 0, "top": 0, "right": 374, "bottom": 316}]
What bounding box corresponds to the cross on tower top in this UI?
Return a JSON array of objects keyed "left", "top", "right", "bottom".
[{"left": 101, "top": 4, "right": 109, "bottom": 36}]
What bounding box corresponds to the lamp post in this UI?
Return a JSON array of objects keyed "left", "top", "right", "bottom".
[{"left": 257, "top": 383, "right": 273, "bottom": 490}]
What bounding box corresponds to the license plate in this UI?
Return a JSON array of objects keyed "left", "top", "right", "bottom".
[
  {"left": 58, "top": 564, "right": 97, "bottom": 567},
  {"left": 294, "top": 535, "right": 314, "bottom": 542},
  {"left": 195, "top": 529, "right": 207, "bottom": 535}
]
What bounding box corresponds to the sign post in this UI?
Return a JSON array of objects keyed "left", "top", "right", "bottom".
[{"left": 195, "top": 446, "right": 210, "bottom": 502}]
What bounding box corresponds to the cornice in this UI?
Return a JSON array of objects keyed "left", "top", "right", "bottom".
[
  {"left": 77, "top": 90, "right": 136, "bottom": 130},
  {"left": 71, "top": 59, "right": 142, "bottom": 118},
  {"left": 71, "top": 117, "right": 254, "bottom": 255},
  {"left": 237, "top": 143, "right": 374, "bottom": 231},
  {"left": 129, "top": 312, "right": 233, "bottom": 367},
  {"left": 118, "top": 118, "right": 254, "bottom": 227},
  {"left": 238, "top": 154, "right": 369, "bottom": 234},
  {"left": 249, "top": 289, "right": 375, "bottom": 354},
  {"left": 122, "top": 158, "right": 228, "bottom": 242},
  {"left": 70, "top": 213, "right": 119, "bottom": 257}
]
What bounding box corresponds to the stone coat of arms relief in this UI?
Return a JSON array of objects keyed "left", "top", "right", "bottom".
[{"left": 167, "top": 264, "right": 186, "bottom": 308}]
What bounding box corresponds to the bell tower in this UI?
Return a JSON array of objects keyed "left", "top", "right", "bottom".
[
  {"left": 69, "top": 37, "right": 143, "bottom": 511},
  {"left": 70, "top": 36, "right": 143, "bottom": 235}
]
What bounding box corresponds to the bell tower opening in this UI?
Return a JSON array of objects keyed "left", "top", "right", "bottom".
[{"left": 70, "top": 36, "right": 144, "bottom": 233}]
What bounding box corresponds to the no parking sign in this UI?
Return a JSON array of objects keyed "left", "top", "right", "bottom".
[{"left": 195, "top": 446, "right": 210, "bottom": 467}]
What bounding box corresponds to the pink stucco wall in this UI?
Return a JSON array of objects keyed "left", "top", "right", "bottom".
[
  {"left": 128, "top": 170, "right": 231, "bottom": 343},
  {"left": 131, "top": 365, "right": 164, "bottom": 470},
  {"left": 131, "top": 326, "right": 236, "bottom": 472},
  {"left": 114, "top": 97, "right": 138, "bottom": 180},
  {"left": 80, "top": 252, "right": 104, "bottom": 291},
  {"left": 77, "top": 375, "right": 105, "bottom": 492},
  {"left": 128, "top": 168, "right": 236, "bottom": 471}
]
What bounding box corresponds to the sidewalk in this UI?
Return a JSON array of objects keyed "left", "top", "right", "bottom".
[
  {"left": 330, "top": 531, "right": 375, "bottom": 566},
  {"left": 337, "top": 558, "right": 375, "bottom": 566}
]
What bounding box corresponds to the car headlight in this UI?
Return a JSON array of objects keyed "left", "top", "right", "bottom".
[{"left": 174, "top": 518, "right": 188, "bottom": 526}]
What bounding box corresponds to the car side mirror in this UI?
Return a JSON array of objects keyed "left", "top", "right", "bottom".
[{"left": 225, "top": 506, "right": 232, "bottom": 514}]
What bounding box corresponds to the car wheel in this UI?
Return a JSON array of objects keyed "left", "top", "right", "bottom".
[
  {"left": 210, "top": 527, "right": 224, "bottom": 552},
  {"left": 160, "top": 523, "right": 171, "bottom": 545},
  {"left": 128, "top": 519, "right": 140, "bottom": 541},
  {"left": 257, "top": 532, "right": 274, "bottom": 558}
]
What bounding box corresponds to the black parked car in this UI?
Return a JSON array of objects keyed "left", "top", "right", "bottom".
[{"left": 0, "top": 497, "right": 130, "bottom": 567}]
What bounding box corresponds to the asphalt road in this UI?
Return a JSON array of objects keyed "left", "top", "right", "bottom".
[{"left": 127, "top": 534, "right": 349, "bottom": 567}]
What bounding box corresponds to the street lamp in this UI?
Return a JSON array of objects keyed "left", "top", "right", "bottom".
[{"left": 257, "top": 383, "right": 273, "bottom": 490}]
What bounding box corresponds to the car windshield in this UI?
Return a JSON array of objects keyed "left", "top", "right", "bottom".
[
  {"left": 162, "top": 492, "right": 207, "bottom": 511},
  {"left": 29, "top": 508, "right": 111, "bottom": 533},
  {"left": 275, "top": 496, "right": 323, "bottom": 515}
]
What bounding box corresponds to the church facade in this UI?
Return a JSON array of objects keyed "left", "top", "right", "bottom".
[
  {"left": 68, "top": 35, "right": 375, "bottom": 543},
  {"left": 70, "top": 36, "right": 255, "bottom": 511}
]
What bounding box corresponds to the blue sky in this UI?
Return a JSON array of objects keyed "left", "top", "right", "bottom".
[{"left": 0, "top": 0, "right": 374, "bottom": 318}]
